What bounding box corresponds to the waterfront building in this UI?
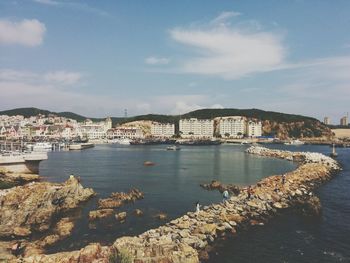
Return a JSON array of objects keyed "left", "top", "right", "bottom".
[
  {"left": 324, "top": 117, "right": 331, "bottom": 125},
  {"left": 79, "top": 118, "right": 112, "bottom": 140},
  {"left": 217, "top": 116, "right": 247, "bottom": 138},
  {"left": 340, "top": 116, "right": 349, "bottom": 126},
  {"left": 151, "top": 122, "right": 175, "bottom": 137},
  {"left": 246, "top": 120, "right": 262, "bottom": 137},
  {"left": 179, "top": 118, "right": 214, "bottom": 138},
  {"left": 107, "top": 127, "right": 144, "bottom": 139}
]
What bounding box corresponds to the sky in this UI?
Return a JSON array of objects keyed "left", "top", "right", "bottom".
[{"left": 0, "top": 0, "right": 349, "bottom": 123}]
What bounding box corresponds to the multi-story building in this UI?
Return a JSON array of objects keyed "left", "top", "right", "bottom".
[
  {"left": 79, "top": 118, "right": 112, "bottom": 139},
  {"left": 107, "top": 127, "right": 144, "bottom": 139},
  {"left": 324, "top": 117, "right": 331, "bottom": 125},
  {"left": 151, "top": 122, "right": 175, "bottom": 138},
  {"left": 246, "top": 120, "right": 262, "bottom": 137},
  {"left": 340, "top": 116, "right": 349, "bottom": 126},
  {"left": 179, "top": 118, "right": 214, "bottom": 138},
  {"left": 217, "top": 116, "right": 246, "bottom": 138}
]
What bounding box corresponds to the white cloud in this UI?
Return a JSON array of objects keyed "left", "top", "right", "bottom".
[
  {"left": 145, "top": 56, "right": 170, "bottom": 65},
  {"left": 33, "top": 0, "right": 110, "bottom": 17},
  {"left": 170, "top": 14, "right": 286, "bottom": 79},
  {"left": 44, "top": 71, "right": 82, "bottom": 85},
  {"left": 211, "top": 11, "right": 241, "bottom": 26},
  {"left": 0, "top": 19, "right": 46, "bottom": 46},
  {"left": 0, "top": 69, "right": 82, "bottom": 86},
  {"left": 33, "top": 0, "right": 58, "bottom": 5}
]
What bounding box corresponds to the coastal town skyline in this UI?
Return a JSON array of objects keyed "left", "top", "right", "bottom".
[{"left": 1, "top": 1, "right": 350, "bottom": 121}]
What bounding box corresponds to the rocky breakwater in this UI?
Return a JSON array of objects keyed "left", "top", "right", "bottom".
[{"left": 19, "top": 147, "right": 340, "bottom": 263}]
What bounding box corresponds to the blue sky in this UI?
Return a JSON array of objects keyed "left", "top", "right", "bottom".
[{"left": 0, "top": 0, "right": 349, "bottom": 123}]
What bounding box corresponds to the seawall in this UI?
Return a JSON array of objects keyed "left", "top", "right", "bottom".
[{"left": 18, "top": 146, "right": 341, "bottom": 263}]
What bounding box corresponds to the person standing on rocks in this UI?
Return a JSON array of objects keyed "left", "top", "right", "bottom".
[
  {"left": 223, "top": 190, "right": 229, "bottom": 203},
  {"left": 282, "top": 174, "right": 286, "bottom": 185},
  {"left": 195, "top": 201, "right": 200, "bottom": 214}
]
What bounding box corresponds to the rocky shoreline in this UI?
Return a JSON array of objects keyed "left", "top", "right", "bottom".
[
  {"left": 11, "top": 146, "right": 340, "bottom": 263},
  {"left": 0, "top": 176, "right": 95, "bottom": 261}
]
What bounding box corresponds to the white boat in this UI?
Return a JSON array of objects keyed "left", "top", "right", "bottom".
[
  {"left": 32, "top": 142, "right": 52, "bottom": 152},
  {"left": 166, "top": 145, "right": 180, "bottom": 151},
  {"left": 113, "top": 138, "right": 131, "bottom": 145},
  {"left": 69, "top": 143, "right": 95, "bottom": 150},
  {"left": 284, "top": 139, "right": 304, "bottom": 145}
]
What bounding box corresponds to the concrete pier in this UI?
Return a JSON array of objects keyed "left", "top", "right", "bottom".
[{"left": 0, "top": 152, "right": 48, "bottom": 174}]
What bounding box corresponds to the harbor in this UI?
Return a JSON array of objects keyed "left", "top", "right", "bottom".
[{"left": 0, "top": 143, "right": 348, "bottom": 262}]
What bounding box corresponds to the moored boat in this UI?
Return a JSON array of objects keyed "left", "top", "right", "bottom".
[
  {"left": 69, "top": 143, "right": 95, "bottom": 150},
  {"left": 31, "top": 142, "right": 52, "bottom": 152},
  {"left": 284, "top": 139, "right": 304, "bottom": 145},
  {"left": 166, "top": 145, "right": 181, "bottom": 151}
]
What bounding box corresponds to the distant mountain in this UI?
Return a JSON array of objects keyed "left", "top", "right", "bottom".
[
  {"left": 0, "top": 107, "right": 332, "bottom": 139},
  {"left": 0, "top": 107, "right": 89, "bottom": 122}
]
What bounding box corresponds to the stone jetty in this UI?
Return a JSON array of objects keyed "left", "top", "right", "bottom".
[{"left": 12, "top": 146, "right": 340, "bottom": 262}]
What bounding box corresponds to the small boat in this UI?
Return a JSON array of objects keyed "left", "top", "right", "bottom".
[
  {"left": 32, "top": 142, "right": 52, "bottom": 152},
  {"left": 69, "top": 143, "right": 95, "bottom": 150},
  {"left": 111, "top": 138, "right": 131, "bottom": 145},
  {"left": 284, "top": 139, "right": 304, "bottom": 145},
  {"left": 166, "top": 145, "right": 180, "bottom": 151}
]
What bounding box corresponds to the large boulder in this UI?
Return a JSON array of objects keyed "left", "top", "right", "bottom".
[{"left": 0, "top": 176, "right": 94, "bottom": 238}]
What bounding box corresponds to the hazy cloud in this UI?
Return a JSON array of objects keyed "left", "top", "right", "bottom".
[
  {"left": 0, "top": 19, "right": 46, "bottom": 46},
  {"left": 145, "top": 56, "right": 170, "bottom": 65},
  {"left": 44, "top": 71, "right": 82, "bottom": 85}
]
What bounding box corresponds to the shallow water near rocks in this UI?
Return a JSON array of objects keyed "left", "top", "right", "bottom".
[{"left": 38, "top": 144, "right": 350, "bottom": 262}]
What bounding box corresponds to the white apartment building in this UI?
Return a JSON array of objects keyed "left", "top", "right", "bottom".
[
  {"left": 79, "top": 118, "right": 112, "bottom": 139},
  {"left": 340, "top": 116, "right": 349, "bottom": 126},
  {"left": 107, "top": 127, "right": 144, "bottom": 139},
  {"left": 151, "top": 122, "right": 175, "bottom": 137},
  {"left": 179, "top": 118, "right": 214, "bottom": 138},
  {"left": 80, "top": 125, "right": 106, "bottom": 139},
  {"left": 218, "top": 116, "right": 246, "bottom": 138},
  {"left": 324, "top": 117, "right": 331, "bottom": 125},
  {"left": 246, "top": 120, "right": 262, "bottom": 137}
]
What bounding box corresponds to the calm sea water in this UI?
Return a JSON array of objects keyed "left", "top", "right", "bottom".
[
  {"left": 38, "top": 144, "right": 350, "bottom": 262},
  {"left": 208, "top": 144, "right": 350, "bottom": 263}
]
